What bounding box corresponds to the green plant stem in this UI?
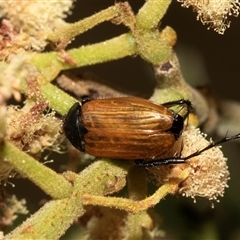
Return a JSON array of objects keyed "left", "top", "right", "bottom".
[
  {"left": 5, "top": 160, "right": 131, "bottom": 239},
  {"left": 40, "top": 82, "right": 77, "bottom": 115},
  {"left": 29, "top": 1, "right": 175, "bottom": 82},
  {"left": 0, "top": 141, "right": 73, "bottom": 199},
  {"left": 20, "top": 71, "right": 77, "bottom": 115},
  {"left": 5, "top": 197, "right": 84, "bottom": 240},
  {"left": 122, "top": 166, "right": 151, "bottom": 239},
  {"left": 32, "top": 29, "right": 172, "bottom": 83},
  {"left": 31, "top": 33, "right": 136, "bottom": 81},
  {"left": 150, "top": 53, "right": 209, "bottom": 124},
  {"left": 134, "top": 29, "right": 172, "bottom": 64},
  {"left": 136, "top": 0, "right": 171, "bottom": 29},
  {"left": 127, "top": 166, "right": 147, "bottom": 200},
  {"left": 20, "top": 78, "right": 76, "bottom": 115},
  {"left": 48, "top": 4, "right": 123, "bottom": 46}
]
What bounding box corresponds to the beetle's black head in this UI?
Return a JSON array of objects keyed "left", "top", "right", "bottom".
[
  {"left": 63, "top": 103, "right": 88, "bottom": 152},
  {"left": 169, "top": 114, "right": 184, "bottom": 140}
]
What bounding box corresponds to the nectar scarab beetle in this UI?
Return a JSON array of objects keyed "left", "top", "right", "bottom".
[{"left": 63, "top": 97, "right": 192, "bottom": 160}]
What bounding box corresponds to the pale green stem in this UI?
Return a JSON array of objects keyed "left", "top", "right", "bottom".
[
  {"left": 48, "top": 4, "right": 122, "bottom": 45},
  {"left": 123, "top": 167, "right": 150, "bottom": 239},
  {"left": 5, "top": 160, "right": 130, "bottom": 239},
  {"left": 40, "top": 82, "right": 77, "bottom": 115},
  {"left": 20, "top": 78, "right": 76, "bottom": 115},
  {"left": 136, "top": 0, "right": 171, "bottom": 29},
  {"left": 5, "top": 197, "right": 85, "bottom": 240},
  {"left": 31, "top": 33, "right": 136, "bottom": 81},
  {"left": 82, "top": 168, "right": 190, "bottom": 214},
  {"left": 0, "top": 141, "right": 73, "bottom": 199}
]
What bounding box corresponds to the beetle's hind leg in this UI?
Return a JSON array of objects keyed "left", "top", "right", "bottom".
[
  {"left": 162, "top": 99, "right": 193, "bottom": 121},
  {"left": 135, "top": 158, "right": 186, "bottom": 167},
  {"left": 162, "top": 99, "right": 192, "bottom": 109}
]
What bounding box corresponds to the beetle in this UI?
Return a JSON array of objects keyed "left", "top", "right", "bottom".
[{"left": 63, "top": 96, "right": 192, "bottom": 160}]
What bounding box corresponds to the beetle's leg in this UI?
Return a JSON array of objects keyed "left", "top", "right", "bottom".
[
  {"left": 162, "top": 99, "right": 192, "bottom": 110},
  {"left": 136, "top": 133, "right": 240, "bottom": 167},
  {"left": 162, "top": 99, "right": 193, "bottom": 120},
  {"left": 135, "top": 158, "right": 186, "bottom": 167}
]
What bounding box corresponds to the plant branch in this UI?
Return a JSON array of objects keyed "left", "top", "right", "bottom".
[
  {"left": 82, "top": 168, "right": 190, "bottom": 214},
  {"left": 5, "top": 160, "right": 131, "bottom": 239},
  {"left": 48, "top": 4, "right": 124, "bottom": 47},
  {"left": 30, "top": 33, "right": 136, "bottom": 81},
  {"left": 0, "top": 141, "right": 73, "bottom": 199},
  {"left": 136, "top": 0, "right": 172, "bottom": 29}
]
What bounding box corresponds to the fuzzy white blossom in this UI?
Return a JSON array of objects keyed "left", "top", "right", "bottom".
[
  {"left": 0, "top": 0, "right": 74, "bottom": 50},
  {"left": 150, "top": 126, "right": 230, "bottom": 203},
  {"left": 178, "top": 0, "right": 240, "bottom": 34}
]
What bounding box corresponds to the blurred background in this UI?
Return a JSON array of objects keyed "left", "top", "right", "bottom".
[{"left": 7, "top": 1, "right": 240, "bottom": 239}]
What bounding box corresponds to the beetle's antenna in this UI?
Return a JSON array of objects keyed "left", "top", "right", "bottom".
[{"left": 182, "top": 133, "right": 240, "bottom": 161}]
